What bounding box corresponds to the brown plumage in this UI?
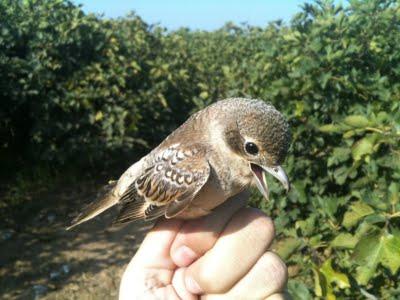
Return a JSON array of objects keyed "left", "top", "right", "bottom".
[{"left": 67, "top": 98, "right": 291, "bottom": 229}]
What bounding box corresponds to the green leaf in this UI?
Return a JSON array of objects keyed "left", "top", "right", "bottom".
[
  {"left": 287, "top": 280, "right": 312, "bottom": 300},
  {"left": 312, "top": 268, "right": 325, "bottom": 298},
  {"left": 158, "top": 94, "right": 168, "bottom": 108},
  {"left": 319, "top": 124, "right": 341, "bottom": 133},
  {"left": 343, "top": 130, "right": 356, "bottom": 139},
  {"left": 355, "top": 263, "right": 377, "bottom": 286},
  {"left": 327, "top": 147, "right": 351, "bottom": 167},
  {"left": 296, "top": 215, "right": 316, "bottom": 236},
  {"left": 320, "top": 258, "right": 350, "bottom": 289},
  {"left": 130, "top": 60, "right": 141, "bottom": 70},
  {"left": 331, "top": 233, "right": 358, "bottom": 249},
  {"left": 342, "top": 201, "right": 374, "bottom": 229},
  {"left": 351, "top": 137, "right": 374, "bottom": 161},
  {"left": 363, "top": 214, "right": 386, "bottom": 225},
  {"left": 343, "top": 115, "right": 370, "bottom": 128},
  {"left": 221, "top": 65, "right": 230, "bottom": 76},
  {"left": 353, "top": 231, "right": 382, "bottom": 285},
  {"left": 380, "top": 232, "right": 400, "bottom": 274},
  {"left": 199, "top": 91, "right": 208, "bottom": 99},
  {"left": 320, "top": 72, "right": 332, "bottom": 89},
  {"left": 94, "top": 111, "right": 103, "bottom": 121},
  {"left": 353, "top": 230, "right": 400, "bottom": 285},
  {"left": 389, "top": 182, "right": 399, "bottom": 206},
  {"left": 313, "top": 266, "right": 338, "bottom": 300},
  {"left": 333, "top": 166, "right": 348, "bottom": 185},
  {"left": 274, "top": 237, "right": 303, "bottom": 260},
  {"left": 355, "top": 221, "right": 377, "bottom": 239}
]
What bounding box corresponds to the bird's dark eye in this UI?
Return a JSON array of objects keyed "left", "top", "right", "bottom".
[{"left": 245, "top": 142, "right": 259, "bottom": 155}]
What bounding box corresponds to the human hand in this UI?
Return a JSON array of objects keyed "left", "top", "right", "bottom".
[{"left": 119, "top": 192, "right": 288, "bottom": 299}]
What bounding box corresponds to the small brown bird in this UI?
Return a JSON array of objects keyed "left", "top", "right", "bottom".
[{"left": 68, "top": 98, "right": 290, "bottom": 229}]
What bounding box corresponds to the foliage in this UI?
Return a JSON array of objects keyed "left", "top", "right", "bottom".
[{"left": 1, "top": 0, "right": 399, "bottom": 298}]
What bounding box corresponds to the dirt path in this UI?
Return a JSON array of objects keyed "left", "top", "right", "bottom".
[{"left": 0, "top": 182, "right": 152, "bottom": 299}]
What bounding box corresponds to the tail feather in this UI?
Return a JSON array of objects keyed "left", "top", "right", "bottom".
[{"left": 67, "top": 183, "right": 118, "bottom": 230}]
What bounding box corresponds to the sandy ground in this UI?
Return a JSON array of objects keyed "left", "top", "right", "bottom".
[{"left": 0, "top": 182, "right": 152, "bottom": 300}]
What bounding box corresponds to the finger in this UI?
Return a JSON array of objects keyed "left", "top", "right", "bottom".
[
  {"left": 120, "top": 268, "right": 180, "bottom": 300},
  {"left": 266, "top": 293, "right": 289, "bottom": 300},
  {"left": 120, "top": 219, "right": 184, "bottom": 300},
  {"left": 171, "top": 268, "right": 198, "bottom": 300},
  {"left": 133, "top": 218, "right": 183, "bottom": 269},
  {"left": 202, "top": 292, "right": 288, "bottom": 300},
  {"left": 224, "top": 252, "right": 288, "bottom": 299},
  {"left": 170, "top": 191, "right": 249, "bottom": 267},
  {"left": 185, "top": 208, "right": 275, "bottom": 294}
]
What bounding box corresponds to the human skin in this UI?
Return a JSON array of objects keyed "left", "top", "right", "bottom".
[{"left": 119, "top": 191, "right": 289, "bottom": 299}]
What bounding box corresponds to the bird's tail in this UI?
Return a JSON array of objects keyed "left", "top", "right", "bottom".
[{"left": 67, "top": 182, "right": 118, "bottom": 230}]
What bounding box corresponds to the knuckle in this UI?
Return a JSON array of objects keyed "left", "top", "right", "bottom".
[
  {"left": 243, "top": 208, "right": 275, "bottom": 242},
  {"left": 197, "top": 265, "right": 227, "bottom": 293},
  {"left": 258, "top": 252, "right": 288, "bottom": 291},
  {"left": 186, "top": 265, "right": 217, "bottom": 293},
  {"left": 188, "top": 262, "right": 234, "bottom": 294},
  {"left": 174, "top": 233, "right": 192, "bottom": 249},
  {"left": 173, "top": 231, "right": 215, "bottom": 255}
]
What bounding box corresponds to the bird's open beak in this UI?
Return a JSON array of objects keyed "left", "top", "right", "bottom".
[{"left": 250, "top": 164, "right": 290, "bottom": 200}]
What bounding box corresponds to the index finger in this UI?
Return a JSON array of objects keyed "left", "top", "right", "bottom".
[
  {"left": 132, "top": 218, "right": 183, "bottom": 269},
  {"left": 170, "top": 191, "right": 249, "bottom": 267},
  {"left": 185, "top": 208, "right": 275, "bottom": 294}
]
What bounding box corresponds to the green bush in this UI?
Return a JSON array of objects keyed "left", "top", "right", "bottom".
[{"left": 1, "top": 0, "right": 399, "bottom": 298}]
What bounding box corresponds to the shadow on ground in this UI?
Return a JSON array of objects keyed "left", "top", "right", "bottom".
[{"left": 0, "top": 182, "right": 152, "bottom": 299}]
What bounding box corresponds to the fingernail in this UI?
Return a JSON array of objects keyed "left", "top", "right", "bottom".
[
  {"left": 185, "top": 276, "right": 203, "bottom": 294},
  {"left": 173, "top": 245, "right": 198, "bottom": 267}
]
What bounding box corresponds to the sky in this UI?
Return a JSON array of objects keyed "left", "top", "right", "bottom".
[{"left": 73, "top": 0, "right": 317, "bottom": 31}]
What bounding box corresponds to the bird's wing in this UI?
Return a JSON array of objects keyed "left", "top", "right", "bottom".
[{"left": 114, "top": 143, "right": 210, "bottom": 224}]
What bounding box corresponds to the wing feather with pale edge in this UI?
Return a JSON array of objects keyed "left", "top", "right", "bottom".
[{"left": 115, "top": 143, "right": 210, "bottom": 222}]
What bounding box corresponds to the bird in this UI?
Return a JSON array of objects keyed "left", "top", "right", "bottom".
[{"left": 67, "top": 98, "right": 291, "bottom": 229}]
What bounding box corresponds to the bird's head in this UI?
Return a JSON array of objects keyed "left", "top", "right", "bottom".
[{"left": 223, "top": 99, "right": 291, "bottom": 200}]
